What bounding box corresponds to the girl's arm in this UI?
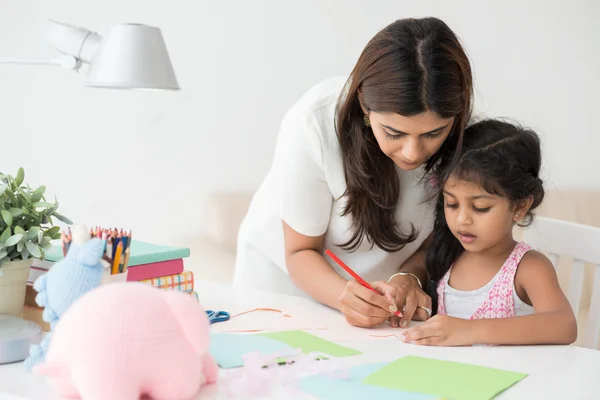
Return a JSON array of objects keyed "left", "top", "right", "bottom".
[
  {"left": 470, "top": 250, "right": 577, "bottom": 345},
  {"left": 403, "top": 250, "right": 577, "bottom": 346}
]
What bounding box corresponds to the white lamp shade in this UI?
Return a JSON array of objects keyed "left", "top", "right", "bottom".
[{"left": 85, "top": 23, "right": 179, "bottom": 90}]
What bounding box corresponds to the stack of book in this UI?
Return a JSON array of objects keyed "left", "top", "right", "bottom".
[{"left": 22, "top": 239, "right": 197, "bottom": 331}]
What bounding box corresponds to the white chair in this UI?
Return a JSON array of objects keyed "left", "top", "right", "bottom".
[{"left": 523, "top": 216, "right": 600, "bottom": 350}]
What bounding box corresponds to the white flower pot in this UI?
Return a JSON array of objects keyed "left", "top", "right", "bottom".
[{"left": 0, "top": 259, "right": 33, "bottom": 316}]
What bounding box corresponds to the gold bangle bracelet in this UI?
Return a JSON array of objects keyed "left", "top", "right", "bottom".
[{"left": 387, "top": 272, "right": 423, "bottom": 289}]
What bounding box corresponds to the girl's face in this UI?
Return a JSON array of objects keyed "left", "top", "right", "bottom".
[
  {"left": 442, "top": 176, "right": 527, "bottom": 253},
  {"left": 368, "top": 111, "right": 454, "bottom": 171}
]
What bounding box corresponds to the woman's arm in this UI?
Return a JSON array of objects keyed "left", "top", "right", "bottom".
[
  {"left": 403, "top": 250, "right": 578, "bottom": 346},
  {"left": 283, "top": 221, "right": 347, "bottom": 310},
  {"left": 283, "top": 221, "right": 397, "bottom": 327},
  {"left": 391, "top": 232, "right": 431, "bottom": 284},
  {"left": 387, "top": 233, "right": 433, "bottom": 326}
]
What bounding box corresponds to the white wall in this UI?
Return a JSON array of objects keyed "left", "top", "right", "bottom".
[{"left": 0, "top": 0, "right": 598, "bottom": 246}]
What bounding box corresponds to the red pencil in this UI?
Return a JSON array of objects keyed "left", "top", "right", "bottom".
[{"left": 325, "top": 249, "right": 402, "bottom": 317}]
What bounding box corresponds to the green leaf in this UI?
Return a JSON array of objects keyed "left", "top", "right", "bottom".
[
  {"left": 31, "top": 186, "right": 46, "bottom": 203},
  {"left": 0, "top": 250, "right": 7, "bottom": 260},
  {"left": 20, "top": 246, "right": 29, "bottom": 260},
  {"left": 45, "top": 226, "right": 61, "bottom": 240},
  {"left": 17, "top": 241, "right": 24, "bottom": 252},
  {"left": 27, "top": 227, "right": 41, "bottom": 241},
  {"left": 53, "top": 212, "right": 72, "bottom": 225},
  {"left": 37, "top": 230, "right": 44, "bottom": 244},
  {"left": 32, "top": 202, "right": 53, "bottom": 209},
  {"left": 42, "top": 236, "right": 52, "bottom": 245},
  {"left": 9, "top": 208, "right": 23, "bottom": 218},
  {"left": 14, "top": 226, "right": 25, "bottom": 235},
  {"left": 42, "top": 242, "right": 53, "bottom": 251},
  {"left": 0, "top": 183, "right": 7, "bottom": 195},
  {"left": 17, "top": 187, "right": 30, "bottom": 202},
  {"left": 15, "top": 167, "right": 24, "bottom": 187},
  {"left": 25, "top": 241, "right": 41, "bottom": 258},
  {"left": 5, "top": 233, "right": 23, "bottom": 247},
  {"left": 1, "top": 209, "right": 12, "bottom": 227},
  {"left": 0, "top": 227, "right": 10, "bottom": 243}
]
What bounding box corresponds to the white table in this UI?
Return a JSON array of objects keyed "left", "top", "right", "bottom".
[{"left": 2, "top": 280, "right": 600, "bottom": 399}]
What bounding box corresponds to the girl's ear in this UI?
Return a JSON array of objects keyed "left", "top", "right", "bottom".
[{"left": 513, "top": 195, "right": 534, "bottom": 222}]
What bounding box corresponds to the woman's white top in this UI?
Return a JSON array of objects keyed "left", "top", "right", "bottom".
[{"left": 235, "top": 76, "right": 436, "bottom": 292}]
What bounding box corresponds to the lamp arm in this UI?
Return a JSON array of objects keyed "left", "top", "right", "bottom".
[{"left": 0, "top": 55, "right": 81, "bottom": 70}]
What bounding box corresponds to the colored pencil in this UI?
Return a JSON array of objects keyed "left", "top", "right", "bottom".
[{"left": 112, "top": 242, "right": 123, "bottom": 275}]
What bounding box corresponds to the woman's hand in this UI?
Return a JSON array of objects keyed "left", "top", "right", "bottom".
[
  {"left": 339, "top": 280, "right": 400, "bottom": 328},
  {"left": 387, "top": 274, "right": 433, "bottom": 328},
  {"left": 400, "top": 315, "right": 474, "bottom": 346}
]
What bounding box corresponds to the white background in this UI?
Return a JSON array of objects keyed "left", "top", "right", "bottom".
[{"left": 0, "top": 0, "right": 598, "bottom": 245}]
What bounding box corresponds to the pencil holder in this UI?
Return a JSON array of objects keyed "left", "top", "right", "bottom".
[
  {"left": 61, "top": 224, "right": 133, "bottom": 277},
  {"left": 101, "top": 268, "right": 128, "bottom": 285}
]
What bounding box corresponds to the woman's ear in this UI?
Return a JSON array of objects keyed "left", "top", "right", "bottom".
[
  {"left": 513, "top": 196, "right": 534, "bottom": 222},
  {"left": 359, "top": 100, "right": 368, "bottom": 116}
]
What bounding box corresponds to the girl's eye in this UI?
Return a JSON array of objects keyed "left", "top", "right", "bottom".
[
  {"left": 445, "top": 203, "right": 458, "bottom": 209},
  {"left": 473, "top": 206, "right": 491, "bottom": 213}
]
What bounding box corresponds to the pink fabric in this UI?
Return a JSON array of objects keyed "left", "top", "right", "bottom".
[
  {"left": 126, "top": 258, "right": 184, "bottom": 281},
  {"left": 437, "top": 242, "right": 532, "bottom": 319},
  {"left": 33, "top": 282, "right": 218, "bottom": 400}
]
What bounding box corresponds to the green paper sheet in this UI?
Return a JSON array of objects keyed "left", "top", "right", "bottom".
[
  {"left": 362, "top": 355, "right": 527, "bottom": 400},
  {"left": 258, "top": 330, "right": 362, "bottom": 357}
]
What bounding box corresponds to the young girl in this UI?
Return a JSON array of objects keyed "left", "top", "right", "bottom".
[{"left": 402, "top": 119, "right": 577, "bottom": 346}]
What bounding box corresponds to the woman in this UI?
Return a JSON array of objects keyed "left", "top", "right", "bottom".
[{"left": 234, "top": 17, "right": 473, "bottom": 329}]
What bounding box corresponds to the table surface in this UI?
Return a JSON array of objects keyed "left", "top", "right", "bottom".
[{"left": 2, "top": 280, "right": 599, "bottom": 399}]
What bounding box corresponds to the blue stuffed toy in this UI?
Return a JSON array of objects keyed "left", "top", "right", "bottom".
[{"left": 24, "top": 236, "right": 105, "bottom": 371}]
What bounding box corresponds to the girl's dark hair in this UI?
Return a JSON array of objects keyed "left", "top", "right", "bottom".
[
  {"left": 426, "top": 119, "right": 545, "bottom": 284},
  {"left": 335, "top": 17, "right": 473, "bottom": 252}
]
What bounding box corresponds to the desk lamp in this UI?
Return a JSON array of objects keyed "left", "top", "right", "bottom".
[{"left": 0, "top": 19, "right": 179, "bottom": 90}]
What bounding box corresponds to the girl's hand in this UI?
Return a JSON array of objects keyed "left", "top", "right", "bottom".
[
  {"left": 339, "top": 280, "right": 400, "bottom": 328},
  {"left": 400, "top": 315, "right": 475, "bottom": 346}
]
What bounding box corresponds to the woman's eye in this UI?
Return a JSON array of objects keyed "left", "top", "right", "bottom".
[
  {"left": 445, "top": 203, "right": 458, "bottom": 209},
  {"left": 384, "top": 131, "right": 404, "bottom": 140},
  {"left": 473, "top": 206, "right": 491, "bottom": 213},
  {"left": 424, "top": 131, "right": 442, "bottom": 139}
]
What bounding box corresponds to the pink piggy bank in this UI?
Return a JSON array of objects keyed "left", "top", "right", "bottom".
[{"left": 33, "top": 282, "right": 219, "bottom": 400}]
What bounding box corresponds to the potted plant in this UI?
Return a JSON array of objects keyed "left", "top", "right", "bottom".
[{"left": 0, "top": 167, "right": 71, "bottom": 316}]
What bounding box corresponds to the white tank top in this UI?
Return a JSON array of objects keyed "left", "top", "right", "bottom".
[
  {"left": 442, "top": 243, "right": 536, "bottom": 319},
  {"left": 443, "top": 275, "right": 535, "bottom": 319}
]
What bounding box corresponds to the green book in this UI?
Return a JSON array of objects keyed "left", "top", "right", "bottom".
[{"left": 44, "top": 240, "right": 190, "bottom": 266}]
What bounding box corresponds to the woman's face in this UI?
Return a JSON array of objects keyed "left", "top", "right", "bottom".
[{"left": 368, "top": 110, "right": 455, "bottom": 171}]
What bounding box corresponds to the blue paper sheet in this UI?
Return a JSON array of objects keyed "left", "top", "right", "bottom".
[
  {"left": 299, "top": 363, "right": 438, "bottom": 400},
  {"left": 209, "top": 333, "right": 296, "bottom": 368}
]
